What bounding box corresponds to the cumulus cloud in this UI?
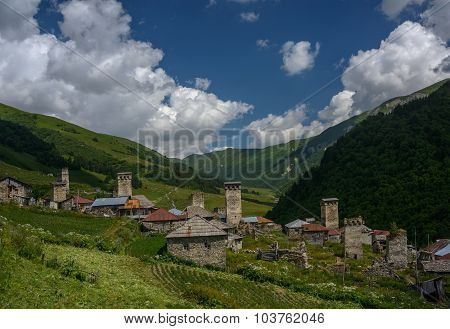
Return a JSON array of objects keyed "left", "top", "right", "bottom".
[
  {"left": 240, "top": 11, "right": 259, "bottom": 22},
  {"left": 380, "top": 0, "right": 426, "bottom": 19},
  {"left": 194, "top": 78, "right": 211, "bottom": 91},
  {"left": 256, "top": 39, "right": 270, "bottom": 49},
  {"left": 421, "top": 0, "right": 450, "bottom": 42},
  {"left": 247, "top": 20, "right": 449, "bottom": 147},
  {"left": 280, "top": 41, "right": 320, "bottom": 75},
  {"left": 0, "top": 0, "right": 252, "bottom": 157}
]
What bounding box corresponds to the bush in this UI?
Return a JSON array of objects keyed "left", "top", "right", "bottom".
[
  {"left": 45, "top": 256, "right": 60, "bottom": 269},
  {"left": 18, "top": 236, "right": 43, "bottom": 260}
]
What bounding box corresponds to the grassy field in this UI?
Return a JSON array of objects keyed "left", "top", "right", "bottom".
[{"left": 0, "top": 204, "right": 439, "bottom": 309}]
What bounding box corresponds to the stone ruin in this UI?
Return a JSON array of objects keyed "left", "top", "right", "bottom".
[
  {"left": 256, "top": 240, "right": 309, "bottom": 269},
  {"left": 386, "top": 229, "right": 408, "bottom": 268},
  {"left": 224, "top": 182, "right": 242, "bottom": 226},
  {"left": 190, "top": 191, "right": 204, "bottom": 208},
  {"left": 320, "top": 198, "right": 339, "bottom": 229},
  {"left": 344, "top": 216, "right": 363, "bottom": 260},
  {"left": 363, "top": 257, "right": 400, "bottom": 278}
]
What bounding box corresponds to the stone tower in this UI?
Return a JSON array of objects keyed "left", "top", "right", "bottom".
[
  {"left": 224, "top": 182, "right": 242, "bottom": 226},
  {"left": 60, "top": 167, "right": 70, "bottom": 193},
  {"left": 386, "top": 229, "right": 407, "bottom": 268},
  {"left": 117, "top": 172, "right": 133, "bottom": 197},
  {"left": 320, "top": 198, "right": 339, "bottom": 229},
  {"left": 52, "top": 182, "right": 67, "bottom": 203},
  {"left": 191, "top": 191, "right": 204, "bottom": 208},
  {"left": 344, "top": 216, "right": 363, "bottom": 260}
]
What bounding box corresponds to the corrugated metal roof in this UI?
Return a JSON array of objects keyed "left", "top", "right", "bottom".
[
  {"left": 435, "top": 244, "right": 450, "bottom": 257},
  {"left": 142, "top": 208, "right": 183, "bottom": 222},
  {"left": 73, "top": 196, "right": 93, "bottom": 204},
  {"left": 426, "top": 239, "right": 449, "bottom": 254},
  {"left": 241, "top": 216, "right": 258, "bottom": 223},
  {"left": 166, "top": 216, "right": 227, "bottom": 238},
  {"left": 285, "top": 219, "right": 308, "bottom": 228},
  {"left": 169, "top": 208, "right": 184, "bottom": 216},
  {"left": 302, "top": 223, "right": 329, "bottom": 232},
  {"left": 132, "top": 195, "right": 156, "bottom": 209},
  {"left": 91, "top": 197, "right": 129, "bottom": 207}
]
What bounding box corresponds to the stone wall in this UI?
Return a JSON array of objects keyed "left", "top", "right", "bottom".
[
  {"left": 191, "top": 192, "right": 204, "bottom": 208},
  {"left": 224, "top": 182, "right": 242, "bottom": 226},
  {"left": 421, "top": 260, "right": 450, "bottom": 273},
  {"left": 320, "top": 199, "right": 339, "bottom": 229},
  {"left": 386, "top": 230, "right": 408, "bottom": 268},
  {"left": 0, "top": 183, "right": 8, "bottom": 202},
  {"left": 167, "top": 235, "right": 227, "bottom": 268},
  {"left": 52, "top": 183, "right": 67, "bottom": 203},
  {"left": 344, "top": 217, "right": 363, "bottom": 259},
  {"left": 117, "top": 172, "right": 132, "bottom": 197},
  {"left": 286, "top": 228, "right": 302, "bottom": 240},
  {"left": 303, "top": 231, "right": 326, "bottom": 246},
  {"left": 141, "top": 220, "right": 186, "bottom": 234}
]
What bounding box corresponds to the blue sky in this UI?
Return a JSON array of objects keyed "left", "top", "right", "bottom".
[{"left": 0, "top": 0, "right": 448, "bottom": 156}]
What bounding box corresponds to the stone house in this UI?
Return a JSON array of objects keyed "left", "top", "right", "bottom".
[
  {"left": 166, "top": 216, "right": 228, "bottom": 268},
  {"left": 371, "top": 229, "right": 390, "bottom": 253},
  {"left": 418, "top": 240, "right": 450, "bottom": 273},
  {"left": 140, "top": 208, "right": 186, "bottom": 233},
  {"left": 90, "top": 196, "right": 129, "bottom": 217},
  {"left": 0, "top": 177, "right": 32, "bottom": 205},
  {"left": 284, "top": 219, "right": 309, "bottom": 239},
  {"left": 209, "top": 219, "right": 242, "bottom": 252},
  {"left": 301, "top": 223, "right": 329, "bottom": 246},
  {"left": 119, "top": 195, "right": 157, "bottom": 220},
  {"left": 386, "top": 229, "right": 408, "bottom": 268},
  {"left": 327, "top": 229, "right": 341, "bottom": 243},
  {"left": 320, "top": 198, "right": 339, "bottom": 230},
  {"left": 361, "top": 225, "right": 373, "bottom": 245},
  {"left": 184, "top": 205, "right": 215, "bottom": 220},
  {"left": 60, "top": 195, "right": 93, "bottom": 212}
]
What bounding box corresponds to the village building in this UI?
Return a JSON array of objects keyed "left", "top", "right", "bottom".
[
  {"left": 59, "top": 195, "right": 93, "bottom": 212},
  {"left": 371, "top": 229, "right": 390, "bottom": 253},
  {"left": 50, "top": 182, "right": 67, "bottom": 209},
  {"left": 59, "top": 167, "right": 70, "bottom": 194},
  {"left": 344, "top": 217, "right": 364, "bottom": 259},
  {"left": 213, "top": 207, "right": 227, "bottom": 221},
  {"left": 169, "top": 208, "right": 184, "bottom": 216},
  {"left": 361, "top": 225, "right": 373, "bottom": 245},
  {"left": 386, "top": 229, "right": 408, "bottom": 268},
  {"left": 0, "top": 177, "right": 32, "bottom": 206},
  {"left": 301, "top": 223, "right": 329, "bottom": 246},
  {"left": 119, "top": 195, "right": 157, "bottom": 220},
  {"left": 209, "top": 219, "right": 242, "bottom": 252},
  {"left": 90, "top": 196, "right": 129, "bottom": 217},
  {"left": 184, "top": 205, "right": 215, "bottom": 220},
  {"left": 242, "top": 216, "right": 275, "bottom": 226},
  {"left": 190, "top": 191, "right": 204, "bottom": 208},
  {"left": 328, "top": 229, "right": 341, "bottom": 243},
  {"left": 166, "top": 216, "right": 228, "bottom": 268},
  {"left": 140, "top": 208, "right": 186, "bottom": 233},
  {"left": 418, "top": 239, "right": 450, "bottom": 273},
  {"left": 320, "top": 198, "right": 339, "bottom": 230},
  {"left": 224, "top": 181, "right": 242, "bottom": 226},
  {"left": 284, "top": 219, "right": 309, "bottom": 239}
]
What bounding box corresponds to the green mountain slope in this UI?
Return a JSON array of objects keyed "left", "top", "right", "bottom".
[
  {"left": 267, "top": 80, "right": 450, "bottom": 246},
  {"left": 185, "top": 79, "right": 449, "bottom": 191}
]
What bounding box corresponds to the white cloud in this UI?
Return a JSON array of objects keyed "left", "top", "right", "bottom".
[
  {"left": 0, "top": 0, "right": 252, "bottom": 157},
  {"left": 280, "top": 41, "right": 320, "bottom": 75},
  {"left": 240, "top": 11, "right": 259, "bottom": 22},
  {"left": 256, "top": 39, "right": 270, "bottom": 49},
  {"left": 317, "top": 90, "right": 355, "bottom": 126},
  {"left": 0, "top": 0, "right": 40, "bottom": 41},
  {"left": 421, "top": 0, "right": 450, "bottom": 42},
  {"left": 380, "top": 0, "right": 426, "bottom": 19},
  {"left": 194, "top": 78, "right": 211, "bottom": 91}
]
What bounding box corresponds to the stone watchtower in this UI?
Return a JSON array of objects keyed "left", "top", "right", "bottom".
[
  {"left": 386, "top": 229, "right": 408, "bottom": 268},
  {"left": 117, "top": 172, "right": 133, "bottom": 197},
  {"left": 320, "top": 198, "right": 339, "bottom": 229},
  {"left": 344, "top": 216, "right": 363, "bottom": 260},
  {"left": 191, "top": 191, "right": 204, "bottom": 208},
  {"left": 224, "top": 182, "right": 242, "bottom": 226},
  {"left": 60, "top": 167, "right": 70, "bottom": 193},
  {"left": 52, "top": 182, "right": 67, "bottom": 203}
]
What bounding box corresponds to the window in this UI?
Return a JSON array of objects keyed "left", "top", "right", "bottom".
[
  {"left": 204, "top": 241, "right": 211, "bottom": 250},
  {"left": 183, "top": 243, "right": 189, "bottom": 250}
]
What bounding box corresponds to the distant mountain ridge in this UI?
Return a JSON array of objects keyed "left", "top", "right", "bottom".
[
  {"left": 184, "top": 79, "right": 449, "bottom": 191},
  {"left": 267, "top": 80, "right": 450, "bottom": 245}
]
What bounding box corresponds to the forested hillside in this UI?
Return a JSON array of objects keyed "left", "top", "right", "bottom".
[{"left": 268, "top": 81, "right": 450, "bottom": 245}]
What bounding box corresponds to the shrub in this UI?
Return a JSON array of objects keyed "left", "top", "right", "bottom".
[
  {"left": 45, "top": 256, "right": 60, "bottom": 269},
  {"left": 18, "top": 236, "right": 43, "bottom": 260}
]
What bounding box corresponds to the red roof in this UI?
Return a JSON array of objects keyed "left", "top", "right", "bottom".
[
  {"left": 141, "top": 208, "right": 184, "bottom": 222},
  {"left": 425, "top": 240, "right": 449, "bottom": 254},
  {"left": 302, "top": 223, "right": 329, "bottom": 232},
  {"left": 73, "top": 196, "right": 93, "bottom": 204},
  {"left": 257, "top": 216, "right": 274, "bottom": 224},
  {"left": 372, "top": 229, "right": 390, "bottom": 236},
  {"left": 328, "top": 229, "right": 340, "bottom": 236}
]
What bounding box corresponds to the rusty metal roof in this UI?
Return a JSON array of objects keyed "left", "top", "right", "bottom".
[
  {"left": 141, "top": 208, "right": 184, "bottom": 222},
  {"left": 302, "top": 223, "right": 329, "bottom": 232},
  {"left": 166, "top": 216, "right": 227, "bottom": 238}
]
